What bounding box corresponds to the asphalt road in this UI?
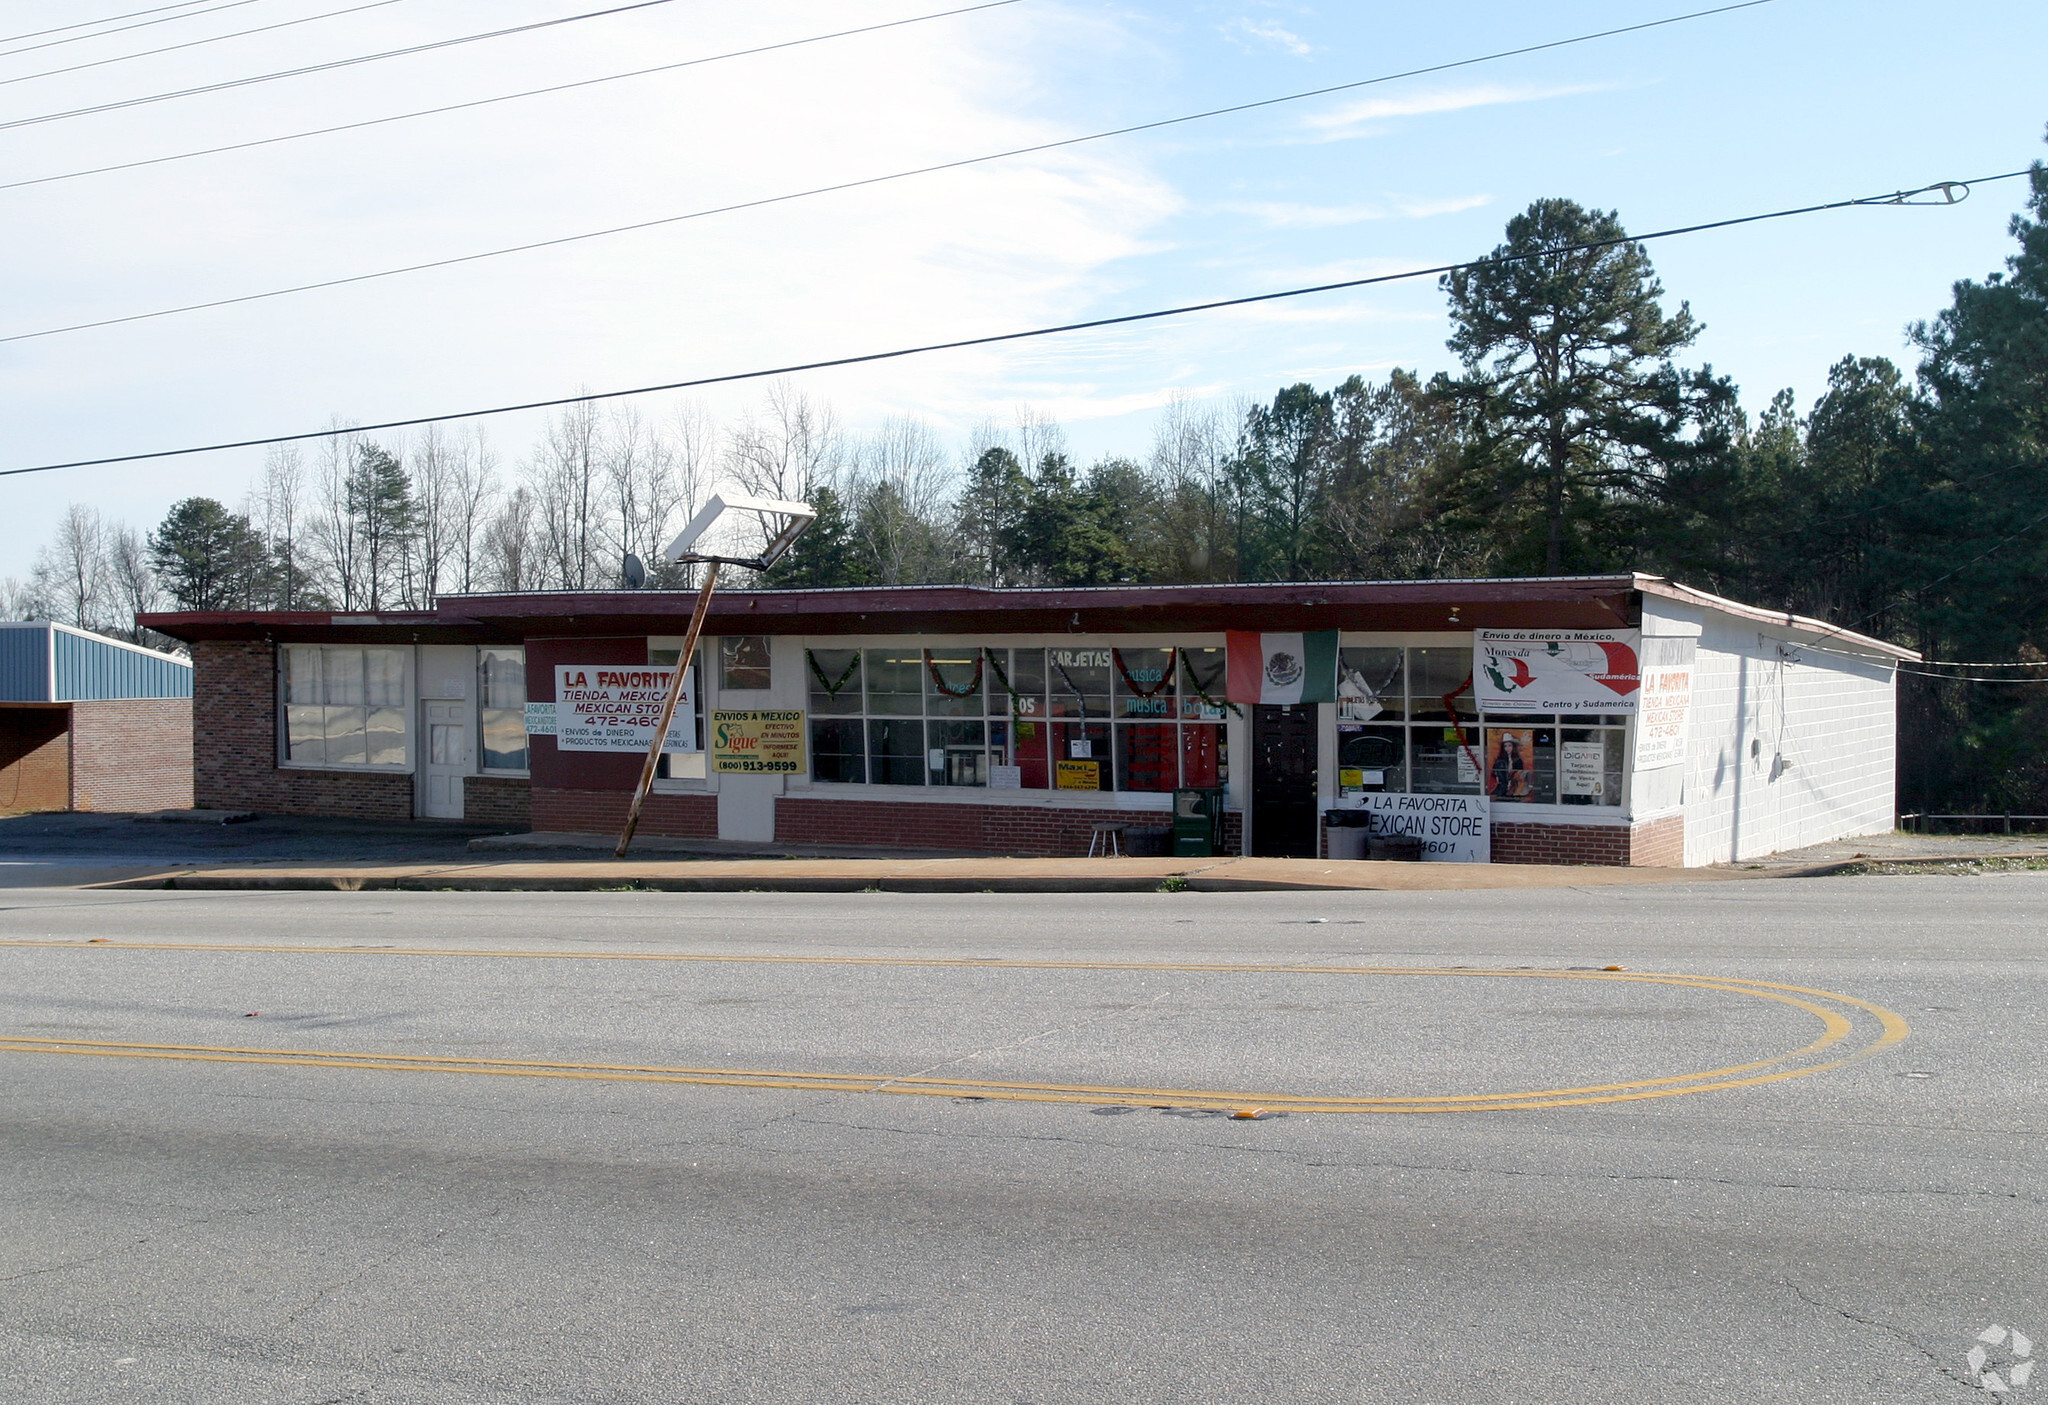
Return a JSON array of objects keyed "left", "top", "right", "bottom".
[{"left": 1, "top": 877, "right": 2041, "bottom": 1404}]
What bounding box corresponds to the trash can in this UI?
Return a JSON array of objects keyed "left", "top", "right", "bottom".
[
  {"left": 1172, "top": 786, "right": 1226, "bottom": 857},
  {"left": 1323, "top": 809, "right": 1369, "bottom": 860}
]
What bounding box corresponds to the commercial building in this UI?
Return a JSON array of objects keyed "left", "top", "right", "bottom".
[
  {"left": 0, "top": 621, "right": 194, "bottom": 814},
  {"left": 140, "top": 573, "right": 1911, "bottom": 866}
]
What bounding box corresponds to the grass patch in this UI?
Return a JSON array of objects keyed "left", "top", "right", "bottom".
[
  {"left": 1157, "top": 874, "right": 1190, "bottom": 893},
  {"left": 1828, "top": 856, "right": 2048, "bottom": 877}
]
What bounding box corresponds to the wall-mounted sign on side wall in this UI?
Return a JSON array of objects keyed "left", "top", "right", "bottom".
[
  {"left": 711, "top": 710, "right": 805, "bottom": 773},
  {"left": 1633, "top": 636, "right": 1696, "bottom": 770},
  {"left": 553, "top": 666, "right": 695, "bottom": 753},
  {"left": 1474, "top": 630, "right": 1642, "bottom": 713}
]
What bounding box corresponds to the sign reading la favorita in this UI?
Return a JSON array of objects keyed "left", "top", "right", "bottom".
[
  {"left": 553, "top": 665, "right": 696, "bottom": 752},
  {"left": 1474, "top": 630, "right": 1641, "bottom": 713},
  {"left": 1225, "top": 630, "right": 1338, "bottom": 705}
]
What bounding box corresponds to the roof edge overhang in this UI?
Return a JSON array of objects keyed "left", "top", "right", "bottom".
[{"left": 1631, "top": 575, "right": 1921, "bottom": 661}]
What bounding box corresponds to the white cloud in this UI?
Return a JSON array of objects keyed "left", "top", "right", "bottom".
[
  {"left": 1224, "top": 18, "right": 1313, "bottom": 57},
  {"left": 1303, "top": 83, "right": 1603, "bottom": 139},
  {"left": 1222, "top": 194, "right": 1492, "bottom": 228}
]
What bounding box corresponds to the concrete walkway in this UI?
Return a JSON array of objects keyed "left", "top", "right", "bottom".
[{"left": 104, "top": 852, "right": 1823, "bottom": 894}]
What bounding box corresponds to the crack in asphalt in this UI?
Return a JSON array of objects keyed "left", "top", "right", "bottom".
[
  {"left": 1786, "top": 1281, "right": 1979, "bottom": 1395},
  {"left": 0, "top": 1236, "right": 152, "bottom": 1285}
]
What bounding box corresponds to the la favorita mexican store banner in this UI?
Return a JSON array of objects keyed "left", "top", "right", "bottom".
[{"left": 551, "top": 665, "right": 696, "bottom": 753}]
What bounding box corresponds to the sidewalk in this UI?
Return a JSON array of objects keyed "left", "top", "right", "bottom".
[{"left": 103, "top": 852, "right": 1790, "bottom": 894}]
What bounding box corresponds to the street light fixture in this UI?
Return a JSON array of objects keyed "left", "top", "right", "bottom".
[{"left": 615, "top": 493, "right": 816, "bottom": 858}]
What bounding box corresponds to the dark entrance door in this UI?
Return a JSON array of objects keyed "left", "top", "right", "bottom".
[{"left": 1251, "top": 703, "right": 1319, "bottom": 857}]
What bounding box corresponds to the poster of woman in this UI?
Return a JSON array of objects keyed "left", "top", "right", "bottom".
[{"left": 1487, "top": 728, "right": 1535, "bottom": 801}]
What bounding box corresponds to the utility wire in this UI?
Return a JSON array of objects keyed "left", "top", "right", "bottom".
[
  {"left": 0, "top": 0, "right": 675, "bottom": 132},
  {"left": 1, "top": 0, "right": 411, "bottom": 89},
  {"left": 0, "top": 0, "right": 269, "bottom": 59},
  {"left": 1, "top": 0, "right": 1027, "bottom": 193},
  {"left": 0, "top": 0, "right": 1776, "bottom": 344},
  {"left": 0, "top": 169, "right": 2025, "bottom": 479},
  {"left": 0, "top": 0, "right": 224, "bottom": 50}
]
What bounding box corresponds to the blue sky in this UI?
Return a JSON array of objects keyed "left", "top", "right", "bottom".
[{"left": 1, "top": 0, "right": 2042, "bottom": 577}]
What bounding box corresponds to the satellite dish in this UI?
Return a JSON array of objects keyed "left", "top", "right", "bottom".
[{"left": 622, "top": 553, "right": 647, "bottom": 589}]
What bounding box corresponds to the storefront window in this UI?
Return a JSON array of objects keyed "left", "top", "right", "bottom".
[
  {"left": 648, "top": 643, "right": 705, "bottom": 781},
  {"left": 721, "top": 636, "right": 771, "bottom": 690},
  {"left": 1484, "top": 726, "right": 1557, "bottom": 804},
  {"left": 805, "top": 644, "right": 1229, "bottom": 793},
  {"left": 282, "top": 645, "right": 409, "bottom": 769},
  {"left": 1338, "top": 647, "right": 1404, "bottom": 721},
  {"left": 478, "top": 646, "right": 527, "bottom": 773}
]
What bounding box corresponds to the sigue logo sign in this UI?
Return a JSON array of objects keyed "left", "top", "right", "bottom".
[{"left": 1970, "top": 1325, "right": 2035, "bottom": 1393}]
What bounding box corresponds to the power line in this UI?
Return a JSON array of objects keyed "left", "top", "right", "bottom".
[
  {"left": 1, "top": 0, "right": 1028, "bottom": 194},
  {"left": 1, "top": 0, "right": 410, "bottom": 89},
  {"left": 0, "top": 0, "right": 269, "bottom": 59},
  {"left": 0, "top": 0, "right": 675, "bottom": 133},
  {"left": 0, "top": 0, "right": 1776, "bottom": 345},
  {"left": 0, "top": 169, "right": 2025, "bottom": 480},
  {"left": 0, "top": 0, "right": 225, "bottom": 49}
]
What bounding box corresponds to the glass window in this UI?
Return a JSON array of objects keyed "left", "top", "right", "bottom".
[
  {"left": 1411, "top": 724, "right": 1482, "bottom": 794},
  {"left": 923, "top": 649, "right": 983, "bottom": 719},
  {"left": 864, "top": 650, "right": 924, "bottom": 716},
  {"left": 928, "top": 718, "right": 987, "bottom": 786},
  {"left": 281, "top": 645, "right": 410, "bottom": 770},
  {"left": 806, "top": 649, "right": 862, "bottom": 716},
  {"left": 648, "top": 645, "right": 705, "bottom": 781},
  {"left": 1484, "top": 726, "right": 1556, "bottom": 804},
  {"left": 1047, "top": 648, "right": 1111, "bottom": 718},
  {"left": 1408, "top": 647, "right": 1475, "bottom": 720},
  {"left": 1338, "top": 724, "right": 1405, "bottom": 793},
  {"left": 1559, "top": 727, "right": 1627, "bottom": 805},
  {"left": 867, "top": 717, "right": 925, "bottom": 786},
  {"left": 721, "top": 636, "right": 772, "bottom": 690},
  {"left": 1180, "top": 723, "right": 1228, "bottom": 788},
  {"left": 810, "top": 717, "right": 866, "bottom": 784},
  {"left": 1338, "top": 647, "right": 1404, "bottom": 721},
  {"left": 1112, "top": 648, "right": 1176, "bottom": 719},
  {"left": 1114, "top": 722, "right": 1179, "bottom": 792},
  {"left": 1007, "top": 716, "right": 1050, "bottom": 789},
  {"left": 478, "top": 646, "right": 527, "bottom": 773},
  {"left": 1178, "top": 648, "right": 1229, "bottom": 720},
  {"left": 990, "top": 648, "right": 1047, "bottom": 722},
  {"left": 1052, "top": 721, "right": 1111, "bottom": 791}
]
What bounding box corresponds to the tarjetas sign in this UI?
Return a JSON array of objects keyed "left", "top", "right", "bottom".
[{"left": 1475, "top": 630, "right": 1641, "bottom": 713}]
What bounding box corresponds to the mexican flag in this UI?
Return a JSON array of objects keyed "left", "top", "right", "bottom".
[{"left": 1226, "top": 630, "right": 1339, "bottom": 705}]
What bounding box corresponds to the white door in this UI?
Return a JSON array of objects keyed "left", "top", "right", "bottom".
[{"left": 420, "top": 699, "right": 469, "bottom": 819}]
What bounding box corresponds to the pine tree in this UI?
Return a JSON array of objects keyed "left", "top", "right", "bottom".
[{"left": 147, "top": 498, "right": 274, "bottom": 612}]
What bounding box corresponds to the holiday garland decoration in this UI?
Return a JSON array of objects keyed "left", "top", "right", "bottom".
[
  {"left": 1111, "top": 648, "right": 1173, "bottom": 700},
  {"left": 1178, "top": 648, "right": 1243, "bottom": 718},
  {"left": 806, "top": 648, "right": 860, "bottom": 699},
  {"left": 985, "top": 648, "right": 1026, "bottom": 723},
  {"left": 923, "top": 649, "right": 983, "bottom": 698}
]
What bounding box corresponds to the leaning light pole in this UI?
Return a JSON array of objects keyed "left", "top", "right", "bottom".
[{"left": 615, "top": 493, "right": 816, "bottom": 859}]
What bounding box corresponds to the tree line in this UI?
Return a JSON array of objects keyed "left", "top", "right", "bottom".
[{"left": 7, "top": 155, "right": 2045, "bottom": 814}]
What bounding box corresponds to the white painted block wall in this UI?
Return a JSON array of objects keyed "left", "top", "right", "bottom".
[{"left": 1679, "top": 617, "right": 1897, "bottom": 865}]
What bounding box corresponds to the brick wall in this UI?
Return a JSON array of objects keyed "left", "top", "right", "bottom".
[
  {"left": 1491, "top": 815, "right": 1686, "bottom": 867},
  {"left": 192, "top": 639, "right": 413, "bottom": 820},
  {"left": 532, "top": 787, "right": 717, "bottom": 838},
  {"left": 0, "top": 708, "right": 72, "bottom": 813},
  {"left": 70, "top": 699, "right": 193, "bottom": 812},
  {"left": 465, "top": 775, "right": 532, "bottom": 827}
]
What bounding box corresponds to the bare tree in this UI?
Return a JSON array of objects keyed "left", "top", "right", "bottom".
[
  {"left": 407, "top": 426, "right": 458, "bottom": 606},
  {"left": 481, "top": 485, "right": 538, "bottom": 591},
  {"left": 724, "top": 383, "right": 840, "bottom": 554},
  {"left": 255, "top": 443, "right": 313, "bottom": 609},
  {"left": 0, "top": 576, "right": 43, "bottom": 621},
  {"left": 31, "top": 504, "right": 111, "bottom": 631},
  {"left": 106, "top": 525, "right": 161, "bottom": 638},
  {"left": 443, "top": 427, "right": 499, "bottom": 594},
  {"left": 847, "top": 416, "right": 957, "bottom": 584},
  {"left": 308, "top": 422, "right": 365, "bottom": 608},
  {"left": 528, "top": 401, "right": 603, "bottom": 590},
  {"left": 1145, "top": 392, "right": 1236, "bottom": 581}
]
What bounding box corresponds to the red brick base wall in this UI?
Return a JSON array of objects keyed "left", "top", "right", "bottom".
[
  {"left": 70, "top": 699, "right": 193, "bottom": 812},
  {"left": 1491, "top": 814, "right": 1686, "bottom": 867},
  {"left": 532, "top": 787, "right": 717, "bottom": 838},
  {"left": 0, "top": 708, "right": 72, "bottom": 813},
  {"left": 464, "top": 775, "right": 532, "bottom": 827},
  {"left": 775, "top": 797, "right": 1193, "bottom": 857}
]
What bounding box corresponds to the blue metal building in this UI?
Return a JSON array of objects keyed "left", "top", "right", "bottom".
[{"left": 0, "top": 623, "right": 193, "bottom": 813}]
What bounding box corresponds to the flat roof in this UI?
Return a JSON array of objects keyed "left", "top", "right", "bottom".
[{"left": 136, "top": 573, "right": 1917, "bottom": 660}]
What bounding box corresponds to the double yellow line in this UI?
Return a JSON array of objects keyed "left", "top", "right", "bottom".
[{"left": 0, "top": 943, "right": 1909, "bottom": 1114}]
